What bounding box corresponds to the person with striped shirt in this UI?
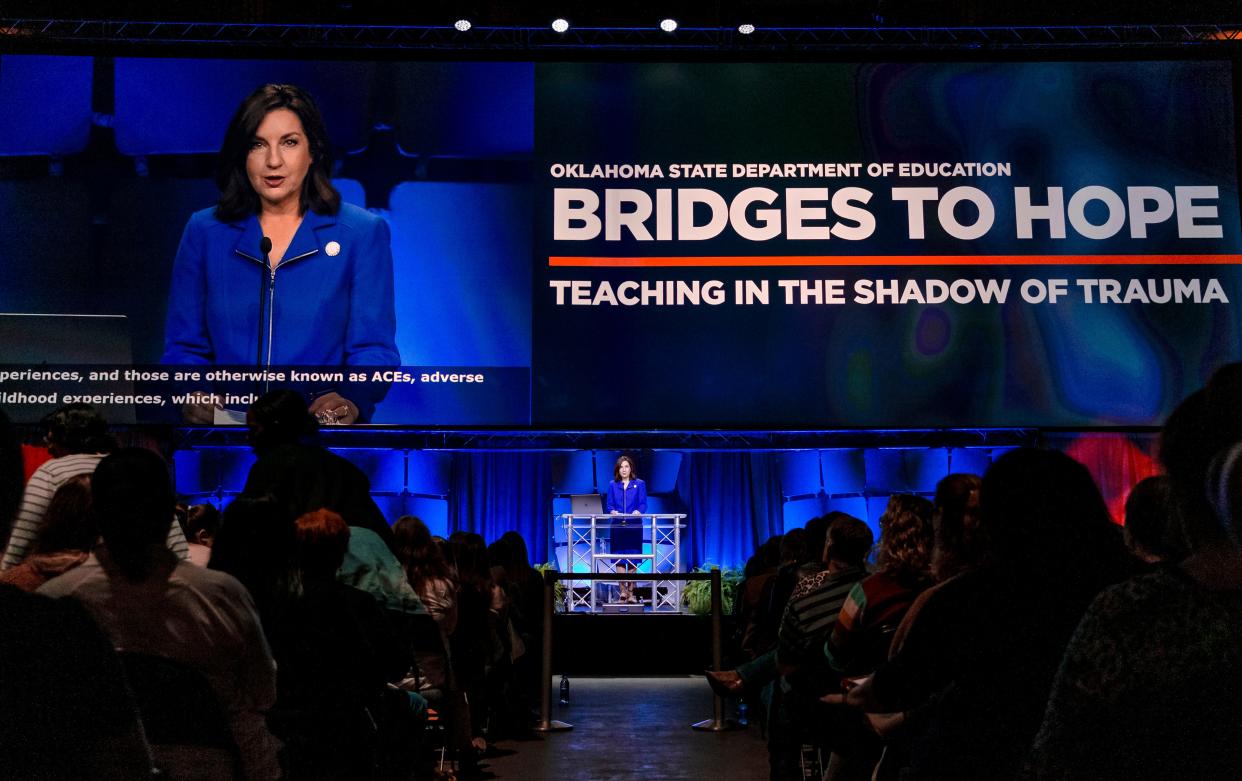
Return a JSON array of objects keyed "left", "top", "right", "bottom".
[
  {"left": 1, "top": 404, "right": 187, "bottom": 569},
  {"left": 824, "top": 494, "right": 934, "bottom": 676},
  {"left": 776, "top": 516, "right": 874, "bottom": 674},
  {"left": 821, "top": 494, "right": 934, "bottom": 780},
  {"left": 704, "top": 514, "right": 873, "bottom": 781},
  {"left": 768, "top": 515, "right": 874, "bottom": 781}
]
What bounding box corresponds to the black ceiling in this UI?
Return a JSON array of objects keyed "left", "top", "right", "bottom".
[{"left": 3, "top": 1, "right": 1239, "bottom": 28}]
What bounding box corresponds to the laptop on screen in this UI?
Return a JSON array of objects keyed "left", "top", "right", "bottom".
[
  {"left": 0, "top": 313, "right": 135, "bottom": 423},
  {"left": 0, "top": 313, "right": 132, "bottom": 364}
]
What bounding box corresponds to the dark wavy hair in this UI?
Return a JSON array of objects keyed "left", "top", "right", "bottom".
[
  {"left": 33, "top": 474, "right": 96, "bottom": 555},
  {"left": 215, "top": 83, "right": 340, "bottom": 222},
  {"left": 392, "top": 515, "right": 454, "bottom": 593},
  {"left": 496, "top": 530, "right": 536, "bottom": 581},
  {"left": 876, "top": 494, "right": 934, "bottom": 582},
  {"left": 42, "top": 404, "right": 115, "bottom": 456},
  {"left": 613, "top": 455, "right": 639, "bottom": 482},
  {"left": 779, "top": 528, "right": 808, "bottom": 564},
  {"left": 448, "top": 531, "right": 493, "bottom": 594},
  {"left": 931, "top": 473, "right": 983, "bottom": 581}
]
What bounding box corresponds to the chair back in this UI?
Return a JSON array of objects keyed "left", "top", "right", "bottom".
[
  {"left": 119, "top": 652, "right": 234, "bottom": 747},
  {"left": 390, "top": 609, "right": 452, "bottom": 697},
  {"left": 118, "top": 652, "right": 240, "bottom": 780},
  {"left": 267, "top": 705, "right": 377, "bottom": 781}
]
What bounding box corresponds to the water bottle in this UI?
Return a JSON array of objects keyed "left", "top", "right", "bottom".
[
  {"left": 737, "top": 701, "right": 749, "bottom": 727},
  {"left": 559, "top": 674, "right": 570, "bottom": 705}
]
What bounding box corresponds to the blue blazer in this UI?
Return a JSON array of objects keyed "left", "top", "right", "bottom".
[
  {"left": 162, "top": 203, "right": 400, "bottom": 419},
  {"left": 606, "top": 478, "right": 647, "bottom": 515},
  {"left": 163, "top": 202, "right": 399, "bottom": 368}
]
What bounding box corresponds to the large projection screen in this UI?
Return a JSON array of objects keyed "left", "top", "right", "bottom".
[
  {"left": 533, "top": 61, "right": 1242, "bottom": 428},
  {"left": 0, "top": 55, "right": 1238, "bottom": 428}
]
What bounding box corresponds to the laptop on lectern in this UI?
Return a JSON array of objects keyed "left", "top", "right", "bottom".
[{"left": 570, "top": 494, "right": 603, "bottom": 516}]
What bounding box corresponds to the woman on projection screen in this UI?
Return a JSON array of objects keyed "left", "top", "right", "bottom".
[{"left": 162, "top": 84, "right": 399, "bottom": 424}]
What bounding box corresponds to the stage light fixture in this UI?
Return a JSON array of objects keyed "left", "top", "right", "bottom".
[
  {"left": 738, "top": 23, "right": 756, "bottom": 35},
  {"left": 454, "top": 19, "right": 472, "bottom": 32},
  {"left": 551, "top": 18, "right": 570, "bottom": 33},
  {"left": 660, "top": 18, "right": 678, "bottom": 33}
]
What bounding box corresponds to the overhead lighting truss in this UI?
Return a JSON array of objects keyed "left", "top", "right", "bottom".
[{"left": 1, "top": 19, "right": 1240, "bottom": 51}]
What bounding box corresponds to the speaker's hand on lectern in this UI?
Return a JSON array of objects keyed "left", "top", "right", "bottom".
[
  {"left": 181, "top": 391, "right": 221, "bottom": 424},
  {"left": 309, "top": 392, "right": 358, "bottom": 425}
]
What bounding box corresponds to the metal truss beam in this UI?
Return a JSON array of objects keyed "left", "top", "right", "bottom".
[
  {"left": 166, "top": 426, "right": 1053, "bottom": 451},
  {"left": 1, "top": 19, "right": 1240, "bottom": 51}
]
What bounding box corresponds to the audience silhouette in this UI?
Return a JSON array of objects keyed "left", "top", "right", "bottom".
[{"left": 7, "top": 366, "right": 1242, "bottom": 779}]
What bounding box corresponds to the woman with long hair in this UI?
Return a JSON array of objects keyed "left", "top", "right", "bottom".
[
  {"left": 392, "top": 515, "right": 458, "bottom": 636},
  {"left": 929, "top": 472, "right": 983, "bottom": 582},
  {"left": 827, "top": 450, "right": 1136, "bottom": 781},
  {"left": 820, "top": 495, "right": 934, "bottom": 780},
  {"left": 163, "top": 83, "right": 399, "bottom": 424},
  {"left": 1027, "top": 373, "right": 1242, "bottom": 779},
  {"left": 0, "top": 475, "right": 95, "bottom": 591},
  {"left": 447, "top": 531, "right": 506, "bottom": 759}
]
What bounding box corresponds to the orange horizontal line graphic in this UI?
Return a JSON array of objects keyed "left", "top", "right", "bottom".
[{"left": 549, "top": 254, "right": 1242, "bottom": 268}]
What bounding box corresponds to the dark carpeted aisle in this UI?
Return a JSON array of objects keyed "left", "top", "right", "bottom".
[{"left": 478, "top": 676, "right": 768, "bottom": 781}]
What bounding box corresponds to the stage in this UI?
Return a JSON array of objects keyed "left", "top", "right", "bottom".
[{"left": 550, "top": 613, "right": 737, "bottom": 676}]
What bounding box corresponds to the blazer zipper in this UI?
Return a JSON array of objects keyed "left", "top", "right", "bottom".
[{"left": 236, "top": 248, "right": 319, "bottom": 367}]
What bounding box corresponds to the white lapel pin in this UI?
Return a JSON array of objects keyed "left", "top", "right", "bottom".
[{"left": 325, "top": 241, "right": 341, "bottom": 257}]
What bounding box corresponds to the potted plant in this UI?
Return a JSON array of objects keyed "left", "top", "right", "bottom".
[
  {"left": 681, "top": 564, "right": 742, "bottom": 616},
  {"left": 535, "top": 562, "right": 568, "bottom": 611}
]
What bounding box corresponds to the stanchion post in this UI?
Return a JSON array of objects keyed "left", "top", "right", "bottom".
[
  {"left": 692, "top": 568, "right": 737, "bottom": 731},
  {"left": 535, "top": 568, "right": 572, "bottom": 732}
]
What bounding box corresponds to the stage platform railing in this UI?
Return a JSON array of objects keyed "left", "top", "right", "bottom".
[
  {"left": 536, "top": 569, "right": 735, "bottom": 733},
  {"left": 559, "top": 513, "right": 687, "bottom": 613}
]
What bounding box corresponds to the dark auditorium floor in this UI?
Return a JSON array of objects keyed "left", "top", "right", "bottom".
[{"left": 480, "top": 676, "right": 769, "bottom": 780}]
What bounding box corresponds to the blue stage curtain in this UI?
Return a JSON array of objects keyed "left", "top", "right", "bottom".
[
  {"left": 677, "top": 452, "right": 784, "bottom": 570},
  {"left": 448, "top": 452, "right": 552, "bottom": 565}
]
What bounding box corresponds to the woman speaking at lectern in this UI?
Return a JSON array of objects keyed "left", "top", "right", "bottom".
[
  {"left": 607, "top": 454, "right": 648, "bottom": 518},
  {"left": 163, "top": 84, "right": 399, "bottom": 424},
  {"left": 607, "top": 455, "right": 647, "bottom": 603}
]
